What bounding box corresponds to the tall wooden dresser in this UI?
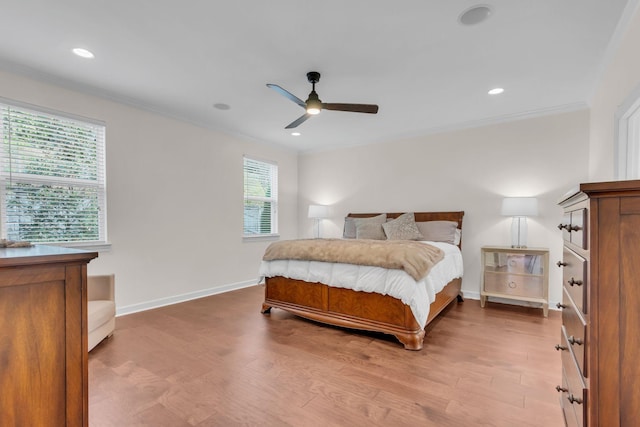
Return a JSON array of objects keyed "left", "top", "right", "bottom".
[
  {"left": 557, "top": 180, "right": 640, "bottom": 427},
  {"left": 0, "top": 245, "right": 98, "bottom": 427}
]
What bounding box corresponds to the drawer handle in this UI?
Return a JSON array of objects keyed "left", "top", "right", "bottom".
[
  {"left": 568, "top": 395, "right": 583, "bottom": 405},
  {"left": 568, "top": 277, "right": 583, "bottom": 286},
  {"left": 556, "top": 302, "right": 567, "bottom": 309},
  {"left": 507, "top": 281, "right": 517, "bottom": 289},
  {"left": 554, "top": 344, "right": 567, "bottom": 351},
  {"left": 557, "top": 223, "right": 568, "bottom": 230},
  {"left": 555, "top": 386, "right": 568, "bottom": 393},
  {"left": 568, "top": 336, "right": 583, "bottom": 346},
  {"left": 556, "top": 261, "right": 567, "bottom": 267}
]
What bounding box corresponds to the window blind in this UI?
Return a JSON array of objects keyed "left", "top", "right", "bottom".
[
  {"left": 243, "top": 156, "right": 278, "bottom": 236},
  {"left": 0, "top": 101, "right": 107, "bottom": 244}
]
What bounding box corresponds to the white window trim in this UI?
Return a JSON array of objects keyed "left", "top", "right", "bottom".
[
  {"left": 615, "top": 83, "right": 640, "bottom": 180},
  {"left": 243, "top": 155, "right": 278, "bottom": 239},
  {"left": 0, "top": 97, "right": 109, "bottom": 250},
  {"left": 47, "top": 240, "right": 112, "bottom": 252}
]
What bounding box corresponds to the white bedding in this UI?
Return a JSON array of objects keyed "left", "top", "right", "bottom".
[{"left": 258, "top": 241, "right": 463, "bottom": 327}]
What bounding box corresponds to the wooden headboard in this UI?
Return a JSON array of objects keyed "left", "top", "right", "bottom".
[{"left": 347, "top": 211, "right": 465, "bottom": 247}]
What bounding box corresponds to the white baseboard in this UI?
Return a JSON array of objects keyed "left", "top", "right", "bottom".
[
  {"left": 116, "top": 279, "right": 259, "bottom": 316},
  {"left": 462, "top": 290, "right": 481, "bottom": 300},
  {"left": 116, "top": 283, "right": 559, "bottom": 317}
]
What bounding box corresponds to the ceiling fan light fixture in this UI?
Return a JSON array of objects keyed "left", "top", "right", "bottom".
[{"left": 305, "top": 90, "right": 322, "bottom": 115}]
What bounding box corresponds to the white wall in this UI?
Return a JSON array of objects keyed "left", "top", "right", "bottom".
[
  {"left": 589, "top": 2, "right": 640, "bottom": 180},
  {"left": 14, "top": 6, "right": 640, "bottom": 312},
  {"left": 298, "top": 110, "right": 590, "bottom": 307},
  {"left": 0, "top": 69, "right": 298, "bottom": 314}
]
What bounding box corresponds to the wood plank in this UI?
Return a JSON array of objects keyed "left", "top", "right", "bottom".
[
  {"left": 620, "top": 209, "right": 640, "bottom": 424},
  {"left": 89, "top": 285, "right": 564, "bottom": 426},
  {"left": 0, "top": 281, "right": 67, "bottom": 426},
  {"left": 594, "top": 197, "right": 621, "bottom": 425}
]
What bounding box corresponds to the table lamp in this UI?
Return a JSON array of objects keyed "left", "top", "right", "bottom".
[
  {"left": 501, "top": 197, "right": 538, "bottom": 248},
  {"left": 308, "top": 204, "right": 329, "bottom": 238}
]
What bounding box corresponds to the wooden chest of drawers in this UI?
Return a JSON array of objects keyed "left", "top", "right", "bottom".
[
  {"left": 557, "top": 180, "right": 640, "bottom": 427},
  {"left": 0, "top": 246, "right": 98, "bottom": 427}
]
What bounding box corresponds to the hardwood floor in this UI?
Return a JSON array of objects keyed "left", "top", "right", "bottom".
[{"left": 89, "top": 285, "right": 564, "bottom": 426}]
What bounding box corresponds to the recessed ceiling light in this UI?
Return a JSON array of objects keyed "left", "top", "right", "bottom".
[
  {"left": 213, "top": 103, "right": 230, "bottom": 110},
  {"left": 72, "top": 48, "right": 94, "bottom": 59},
  {"left": 459, "top": 5, "right": 493, "bottom": 26},
  {"left": 488, "top": 87, "right": 504, "bottom": 95},
  {"left": 291, "top": 132, "right": 301, "bottom": 136}
]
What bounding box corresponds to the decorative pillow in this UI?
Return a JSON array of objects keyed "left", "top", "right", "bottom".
[
  {"left": 354, "top": 213, "right": 387, "bottom": 240},
  {"left": 454, "top": 228, "right": 462, "bottom": 245},
  {"left": 416, "top": 220, "right": 459, "bottom": 245},
  {"left": 382, "top": 212, "right": 424, "bottom": 240},
  {"left": 343, "top": 217, "right": 356, "bottom": 239}
]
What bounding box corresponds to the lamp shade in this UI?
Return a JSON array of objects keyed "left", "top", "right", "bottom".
[
  {"left": 501, "top": 197, "right": 538, "bottom": 217},
  {"left": 308, "top": 204, "right": 329, "bottom": 219}
]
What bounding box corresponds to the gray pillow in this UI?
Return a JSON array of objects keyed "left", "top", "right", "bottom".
[
  {"left": 354, "top": 214, "right": 387, "bottom": 240},
  {"left": 416, "top": 220, "right": 459, "bottom": 244},
  {"left": 343, "top": 217, "right": 356, "bottom": 239},
  {"left": 382, "top": 212, "right": 424, "bottom": 240}
]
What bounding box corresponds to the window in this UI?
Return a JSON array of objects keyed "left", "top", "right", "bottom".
[
  {"left": 243, "top": 156, "right": 278, "bottom": 237},
  {"left": 616, "top": 85, "right": 640, "bottom": 179},
  {"left": 0, "top": 99, "right": 107, "bottom": 246}
]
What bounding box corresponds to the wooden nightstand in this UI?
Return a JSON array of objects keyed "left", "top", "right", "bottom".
[{"left": 480, "top": 245, "right": 549, "bottom": 317}]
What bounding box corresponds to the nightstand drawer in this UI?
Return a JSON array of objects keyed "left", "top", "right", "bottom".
[
  {"left": 562, "top": 247, "right": 587, "bottom": 314},
  {"left": 483, "top": 252, "right": 544, "bottom": 275},
  {"left": 484, "top": 272, "right": 543, "bottom": 298}
]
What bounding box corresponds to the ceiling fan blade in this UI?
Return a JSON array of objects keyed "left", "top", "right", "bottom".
[
  {"left": 322, "top": 103, "right": 379, "bottom": 114},
  {"left": 285, "top": 113, "right": 312, "bottom": 129},
  {"left": 266, "top": 84, "right": 306, "bottom": 108}
]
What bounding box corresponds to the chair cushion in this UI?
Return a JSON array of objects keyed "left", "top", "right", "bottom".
[{"left": 88, "top": 300, "right": 116, "bottom": 332}]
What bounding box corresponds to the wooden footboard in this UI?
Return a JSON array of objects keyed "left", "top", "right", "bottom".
[{"left": 261, "top": 276, "right": 462, "bottom": 350}]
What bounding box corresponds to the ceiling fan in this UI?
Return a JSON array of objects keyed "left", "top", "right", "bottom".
[{"left": 267, "top": 71, "right": 379, "bottom": 129}]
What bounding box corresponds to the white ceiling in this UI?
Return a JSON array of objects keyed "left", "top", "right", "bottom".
[{"left": 0, "top": 1, "right": 632, "bottom": 152}]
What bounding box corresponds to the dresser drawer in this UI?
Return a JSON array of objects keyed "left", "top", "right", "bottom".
[
  {"left": 561, "top": 212, "right": 572, "bottom": 243},
  {"left": 559, "top": 326, "right": 587, "bottom": 427},
  {"left": 559, "top": 208, "right": 587, "bottom": 249},
  {"left": 561, "top": 287, "right": 587, "bottom": 377},
  {"left": 484, "top": 272, "right": 543, "bottom": 298},
  {"left": 570, "top": 208, "right": 587, "bottom": 249},
  {"left": 560, "top": 366, "right": 582, "bottom": 427},
  {"left": 561, "top": 247, "right": 587, "bottom": 314}
]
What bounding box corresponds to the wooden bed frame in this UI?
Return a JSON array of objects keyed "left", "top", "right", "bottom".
[{"left": 261, "top": 211, "right": 464, "bottom": 350}]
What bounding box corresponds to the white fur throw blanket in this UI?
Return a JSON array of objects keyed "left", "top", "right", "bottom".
[{"left": 262, "top": 238, "right": 444, "bottom": 281}]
